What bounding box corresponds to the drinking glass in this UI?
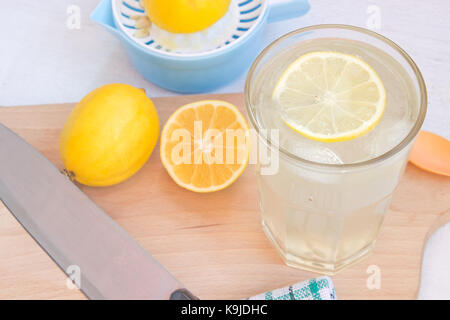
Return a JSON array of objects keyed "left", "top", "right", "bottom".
[{"left": 244, "top": 25, "right": 427, "bottom": 274}]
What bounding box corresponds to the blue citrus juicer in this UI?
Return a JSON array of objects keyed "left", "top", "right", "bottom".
[{"left": 91, "top": 0, "right": 310, "bottom": 93}]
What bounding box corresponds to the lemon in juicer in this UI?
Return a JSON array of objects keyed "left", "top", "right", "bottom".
[{"left": 144, "top": 0, "right": 231, "bottom": 33}]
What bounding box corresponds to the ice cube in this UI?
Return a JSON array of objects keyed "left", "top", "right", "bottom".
[
  {"left": 300, "top": 146, "right": 344, "bottom": 164},
  {"left": 364, "top": 118, "right": 412, "bottom": 158},
  {"left": 286, "top": 139, "right": 343, "bottom": 165}
]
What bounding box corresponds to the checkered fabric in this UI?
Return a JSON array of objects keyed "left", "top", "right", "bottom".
[{"left": 248, "top": 276, "right": 337, "bottom": 300}]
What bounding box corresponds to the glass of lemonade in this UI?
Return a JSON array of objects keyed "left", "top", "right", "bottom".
[{"left": 245, "top": 25, "right": 427, "bottom": 274}]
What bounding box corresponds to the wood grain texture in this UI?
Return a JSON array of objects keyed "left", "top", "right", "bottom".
[{"left": 0, "top": 93, "right": 449, "bottom": 300}]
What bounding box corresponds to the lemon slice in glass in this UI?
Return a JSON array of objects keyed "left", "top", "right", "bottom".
[{"left": 273, "top": 51, "right": 386, "bottom": 142}]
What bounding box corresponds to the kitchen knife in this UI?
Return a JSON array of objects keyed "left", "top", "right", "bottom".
[{"left": 0, "top": 122, "right": 197, "bottom": 300}]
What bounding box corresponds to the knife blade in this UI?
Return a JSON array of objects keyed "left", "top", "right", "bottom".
[{"left": 0, "top": 122, "right": 197, "bottom": 300}]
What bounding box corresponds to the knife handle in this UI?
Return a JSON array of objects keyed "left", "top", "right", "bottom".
[{"left": 170, "top": 288, "right": 199, "bottom": 300}]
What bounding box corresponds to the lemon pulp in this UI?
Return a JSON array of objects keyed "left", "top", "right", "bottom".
[
  {"left": 273, "top": 51, "right": 386, "bottom": 143},
  {"left": 160, "top": 100, "right": 249, "bottom": 193}
]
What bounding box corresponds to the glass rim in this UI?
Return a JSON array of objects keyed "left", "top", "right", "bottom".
[{"left": 244, "top": 24, "right": 427, "bottom": 171}]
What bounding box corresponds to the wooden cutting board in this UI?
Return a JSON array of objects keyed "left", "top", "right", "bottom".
[{"left": 0, "top": 93, "right": 449, "bottom": 300}]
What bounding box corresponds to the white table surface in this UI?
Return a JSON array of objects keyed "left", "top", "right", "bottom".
[{"left": 0, "top": 0, "right": 449, "bottom": 299}]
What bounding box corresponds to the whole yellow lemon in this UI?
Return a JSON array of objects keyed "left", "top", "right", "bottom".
[
  {"left": 59, "top": 84, "right": 159, "bottom": 186},
  {"left": 144, "top": 0, "right": 231, "bottom": 33}
]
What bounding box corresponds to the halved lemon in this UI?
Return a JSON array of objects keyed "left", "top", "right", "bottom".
[
  {"left": 273, "top": 51, "right": 386, "bottom": 142},
  {"left": 144, "top": 0, "right": 231, "bottom": 33},
  {"left": 160, "top": 100, "right": 249, "bottom": 193}
]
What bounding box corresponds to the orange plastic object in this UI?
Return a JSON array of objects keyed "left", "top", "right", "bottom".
[{"left": 409, "top": 130, "right": 450, "bottom": 176}]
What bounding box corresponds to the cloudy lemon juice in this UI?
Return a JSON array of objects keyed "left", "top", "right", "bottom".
[{"left": 245, "top": 26, "right": 426, "bottom": 274}]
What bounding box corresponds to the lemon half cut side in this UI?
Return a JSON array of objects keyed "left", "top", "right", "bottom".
[{"left": 160, "top": 100, "right": 249, "bottom": 193}]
